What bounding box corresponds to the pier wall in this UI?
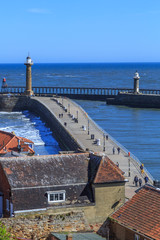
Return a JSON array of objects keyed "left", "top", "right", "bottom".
[
  {"left": 54, "top": 93, "right": 108, "bottom": 101},
  {"left": 0, "top": 95, "right": 82, "bottom": 151},
  {"left": 0, "top": 95, "right": 28, "bottom": 111},
  {"left": 27, "top": 98, "right": 82, "bottom": 151},
  {"left": 107, "top": 93, "right": 160, "bottom": 108}
]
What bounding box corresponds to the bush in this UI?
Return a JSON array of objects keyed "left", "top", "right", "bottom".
[{"left": 0, "top": 223, "right": 11, "bottom": 240}]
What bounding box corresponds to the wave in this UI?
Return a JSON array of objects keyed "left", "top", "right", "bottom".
[
  {"left": 0, "top": 126, "right": 18, "bottom": 131},
  {"left": 34, "top": 142, "right": 45, "bottom": 146},
  {"left": 0, "top": 111, "right": 22, "bottom": 115},
  {"left": 45, "top": 73, "right": 77, "bottom": 78},
  {"left": 0, "top": 110, "right": 61, "bottom": 155}
]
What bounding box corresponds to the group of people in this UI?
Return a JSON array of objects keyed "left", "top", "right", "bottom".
[
  {"left": 112, "top": 148, "right": 148, "bottom": 188},
  {"left": 133, "top": 175, "right": 149, "bottom": 187},
  {"left": 112, "top": 146, "right": 120, "bottom": 155}
]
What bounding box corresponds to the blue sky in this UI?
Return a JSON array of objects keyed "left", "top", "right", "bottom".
[{"left": 1, "top": 0, "right": 160, "bottom": 63}]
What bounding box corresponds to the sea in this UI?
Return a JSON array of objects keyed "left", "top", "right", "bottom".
[{"left": 0, "top": 63, "right": 160, "bottom": 180}]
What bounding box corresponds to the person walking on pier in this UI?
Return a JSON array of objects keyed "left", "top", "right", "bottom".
[
  {"left": 144, "top": 176, "right": 149, "bottom": 184},
  {"left": 113, "top": 147, "right": 115, "bottom": 155},
  {"left": 140, "top": 164, "right": 144, "bottom": 174},
  {"left": 139, "top": 178, "right": 142, "bottom": 187},
  {"left": 133, "top": 175, "right": 139, "bottom": 187},
  {"left": 117, "top": 147, "right": 120, "bottom": 154}
]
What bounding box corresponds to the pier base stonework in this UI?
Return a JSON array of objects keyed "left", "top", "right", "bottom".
[
  {"left": 107, "top": 92, "right": 160, "bottom": 108},
  {"left": 0, "top": 95, "right": 30, "bottom": 111}
]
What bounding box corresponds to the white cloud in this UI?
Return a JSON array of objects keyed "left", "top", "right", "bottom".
[{"left": 28, "top": 8, "right": 51, "bottom": 14}]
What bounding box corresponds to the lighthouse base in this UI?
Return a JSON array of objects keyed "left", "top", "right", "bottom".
[{"left": 24, "top": 90, "right": 34, "bottom": 96}]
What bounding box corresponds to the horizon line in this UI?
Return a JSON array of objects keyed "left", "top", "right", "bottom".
[{"left": 0, "top": 61, "right": 160, "bottom": 64}]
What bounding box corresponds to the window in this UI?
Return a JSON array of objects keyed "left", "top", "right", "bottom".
[
  {"left": 47, "top": 191, "right": 65, "bottom": 203},
  {"left": 135, "top": 234, "right": 140, "bottom": 240}
]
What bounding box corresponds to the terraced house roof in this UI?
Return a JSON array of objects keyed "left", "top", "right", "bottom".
[
  {"left": 110, "top": 185, "right": 160, "bottom": 240},
  {"left": 0, "top": 130, "right": 34, "bottom": 155},
  {"left": 0, "top": 153, "right": 125, "bottom": 189},
  {"left": 94, "top": 157, "right": 125, "bottom": 184},
  {"left": 0, "top": 153, "right": 89, "bottom": 188}
]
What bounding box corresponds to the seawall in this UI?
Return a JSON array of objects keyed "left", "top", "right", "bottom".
[
  {"left": 0, "top": 95, "right": 82, "bottom": 151},
  {"left": 107, "top": 92, "right": 160, "bottom": 108}
]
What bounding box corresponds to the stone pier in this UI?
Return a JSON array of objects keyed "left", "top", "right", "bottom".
[{"left": 31, "top": 96, "right": 153, "bottom": 200}]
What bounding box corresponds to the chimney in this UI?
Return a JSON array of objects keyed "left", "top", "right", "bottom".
[{"left": 66, "top": 233, "right": 72, "bottom": 240}]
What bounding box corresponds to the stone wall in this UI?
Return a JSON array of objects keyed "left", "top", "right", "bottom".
[
  {"left": 27, "top": 98, "right": 82, "bottom": 151},
  {"left": 107, "top": 92, "right": 160, "bottom": 108},
  {"left": 1, "top": 210, "right": 102, "bottom": 240},
  {"left": 0, "top": 95, "right": 29, "bottom": 111}
]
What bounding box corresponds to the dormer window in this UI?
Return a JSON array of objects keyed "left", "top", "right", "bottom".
[{"left": 47, "top": 191, "right": 66, "bottom": 203}]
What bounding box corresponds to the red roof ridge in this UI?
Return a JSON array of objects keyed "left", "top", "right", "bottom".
[
  {"left": 136, "top": 184, "right": 160, "bottom": 194},
  {"left": 94, "top": 156, "right": 125, "bottom": 184},
  {"left": 17, "top": 136, "right": 34, "bottom": 144}
]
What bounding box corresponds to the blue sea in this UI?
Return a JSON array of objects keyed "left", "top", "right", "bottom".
[{"left": 0, "top": 63, "right": 160, "bottom": 180}]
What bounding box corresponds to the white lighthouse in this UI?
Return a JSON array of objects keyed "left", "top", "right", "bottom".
[
  {"left": 24, "top": 55, "right": 34, "bottom": 96},
  {"left": 133, "top": 71, "right": 140, "bottom": 94}
]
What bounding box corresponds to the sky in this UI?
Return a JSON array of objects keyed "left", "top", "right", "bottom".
[{"left": 1, "top": 0, "right": 160, "bottom": 63}]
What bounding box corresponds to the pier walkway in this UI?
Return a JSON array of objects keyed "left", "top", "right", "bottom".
[{"left": 33, "top": 96, "right": 154, "bottom": 200}]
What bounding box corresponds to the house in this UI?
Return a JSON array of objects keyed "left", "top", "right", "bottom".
[
  {"left": 0, "top": 152, "right": 126, "bottom": 223},
  {"left": 49, "top": 232, "right": 105, "bottom": 240},
  {"left": 0, "top": 130, "right": 34, "bottom": 156},
  {"left": 109, "top": 185, "right": 160, "bottom": 240}
]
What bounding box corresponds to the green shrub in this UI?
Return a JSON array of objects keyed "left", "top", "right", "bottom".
[{"left": 0, "top": 223, "right": 11, "bottom": 240}]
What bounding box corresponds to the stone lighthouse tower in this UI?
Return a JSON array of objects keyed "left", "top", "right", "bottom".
[
  {"left": 24, "top": 55, "right": 34, "bottom": 96},
  {"left": 133, "top": 71, "right": 140, "bottom": 94}
]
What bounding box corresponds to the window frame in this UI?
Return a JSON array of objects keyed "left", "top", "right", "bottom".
[
  {"left": 47, "top": 190, "right": 66, "bottom": 203},
  {"left": 135, "top": 234, "right": 140, "bottom": 240}
]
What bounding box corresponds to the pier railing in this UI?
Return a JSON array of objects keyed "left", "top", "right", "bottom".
[{"left": 1, "top": 86, "right": 160, "bottom": 99}]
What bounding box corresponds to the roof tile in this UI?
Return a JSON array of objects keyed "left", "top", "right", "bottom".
[
  {"left": 94, "top": 157, "right": 125, "bottom": 184},
  {"left": 110, "top": 185, "right": 160, "bottom": 240}
]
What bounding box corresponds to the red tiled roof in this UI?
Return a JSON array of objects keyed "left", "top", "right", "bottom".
[
  {"left": 0, "top": 130, "right": 34, "bottom": 155},
  {"left": 110, "top": 185, "right": 160, "bottom": 240},
  {"left": 94, "top": 157, "right": 125, "bottom": 184},
  {"left": 0, "top": 131, "right": 13, "bottom": 151}
]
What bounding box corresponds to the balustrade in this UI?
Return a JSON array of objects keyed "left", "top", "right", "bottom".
[{"left": 1, "top": 86, "right": 160, "bottom": 99}]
